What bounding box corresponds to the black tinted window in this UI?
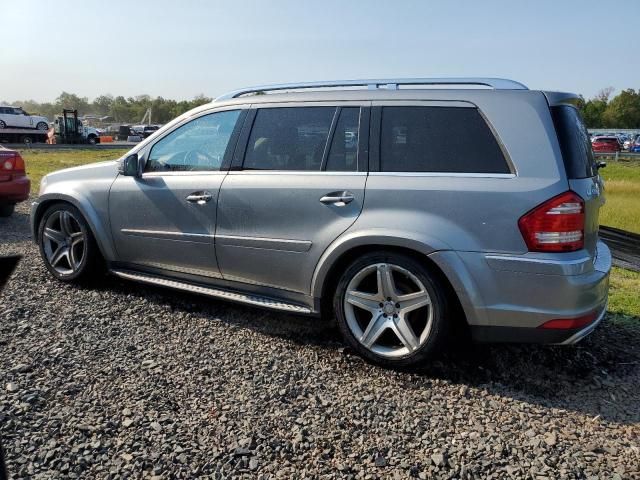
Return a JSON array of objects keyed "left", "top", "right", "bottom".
[
  {"left": 325, "top": 108, "right": 359, "bottom": 171},
  {"left": 146, "top": 110, "right": 240, "bottom": 172},
  {"left": 244, "top": 107, "right": 334, "bottom": 171},
  {"left": 551, "top": 105, "right": 596, "bottom": 179},
  {"left": 380, "top": 107, "right": 509, "bottom": 173}
]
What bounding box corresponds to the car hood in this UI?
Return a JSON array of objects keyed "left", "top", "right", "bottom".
[{"left": 42, "top": 160, "right": 119, "bottom": 185}]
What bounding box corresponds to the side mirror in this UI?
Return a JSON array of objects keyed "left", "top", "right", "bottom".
[
  {"left": 119, "top": 153, "right": 143, "bottom": 177},
  {"left": 596, "top": 161, "right": 607, "bottom": 170}
]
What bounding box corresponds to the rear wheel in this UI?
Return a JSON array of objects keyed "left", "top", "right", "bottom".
[
  {"left": 0, "top": 120, "right": 6, "bottom": 129},
  {"left": 37, "top": 203, "right": 104, "bottom": 283},
  {"left": 87, "top": 135, "right": 97, "bottom": 145},
  {"left": 36, "top": 122, "right": 48, "bottom": 130},
  {"left": 0, "top": 204, "right": 15, "bottom": 217},
  {"left": 334, "top": 252, "right": 449, "bottom": 368}
]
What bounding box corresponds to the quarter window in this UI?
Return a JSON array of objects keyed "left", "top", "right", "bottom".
[
  {"left": 380, "top": 106, "right": 509, "bottom": 173},
  {"left": 146, "top": 110, "right": 240, "bottom": 172},
  {"left": 243, "top": 107, "right": 334, "bottom": 171},
  {"left": 325, "top": 108, "right": 360, "bottom": 171}
]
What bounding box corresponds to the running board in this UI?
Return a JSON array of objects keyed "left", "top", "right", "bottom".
[{"left": 110, "top": 269, "right": 313, "bottom": 314}]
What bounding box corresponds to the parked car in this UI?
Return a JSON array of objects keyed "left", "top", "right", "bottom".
[
  {"left": 0, "top": 146, "right": 30, "bottom": 217},
  {"left": 31, "top": 78, "right": 610, "bottom": 368},
  {"left": 630, "top": 137, "right": 640, "bottom": 153},
  {"left": 0, "top": 106, "right": 49, "bottom": 130},
  {"left": 591, "top": 136, "right": 621, "bottom": 153}
]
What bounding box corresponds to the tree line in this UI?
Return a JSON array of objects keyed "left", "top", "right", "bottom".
[
  {"left": 4, "top": 88, "right": 640, "bottom": 128},
  {"left": 577, "top": 88, "right": 640, "bottom": 129},
  {"left": 3, "top": 92, "right": 213, "bottom": 125}
]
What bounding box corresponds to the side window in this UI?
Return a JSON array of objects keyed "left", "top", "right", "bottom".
[
  {"left": 243, "top": 107, "right": 334, "bottom": 171},
  {"left": 146, "top": 110, "right": 241, "bottom": 172},
  {"left": 380, "top": 106, "right": 510, "bottom": 174},
  {"left": 325, "top": 108, "right": 359, "bottom": 171}
]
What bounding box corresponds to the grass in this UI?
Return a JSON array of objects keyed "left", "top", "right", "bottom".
[
  {"left": 599, "top": 160, "right": 640, "bottom": 234},
  {"left": 19, "top": 148, "right": 129, "bottom": 187},
  {"left": 608, "top": 267, "right": 640, "bottom": 327},
  {"left": 14, "top": 149, "right": 640, "bottom": 325}
]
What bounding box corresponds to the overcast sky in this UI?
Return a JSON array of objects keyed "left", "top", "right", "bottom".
[{"left": 3, "top": 0, "right": 638, "bottom": 102}]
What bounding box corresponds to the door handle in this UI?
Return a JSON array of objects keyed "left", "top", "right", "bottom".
[
  {"left": 186, "top": 192, "right": 213, "bottom": 205},
  {"left": 319, "top": 191, "right": 355, "bottom": 207}
]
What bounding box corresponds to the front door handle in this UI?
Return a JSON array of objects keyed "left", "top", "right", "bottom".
[
  {"left": 319, "top": 191, "right": 355, "bottom": 207},
  {"left": 186, "top": 191, "right": 213, "bottom": 205}
]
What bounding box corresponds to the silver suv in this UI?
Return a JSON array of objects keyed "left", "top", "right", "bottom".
[{"left": 31, "top": 78, "right": 611, "bottom": 368}]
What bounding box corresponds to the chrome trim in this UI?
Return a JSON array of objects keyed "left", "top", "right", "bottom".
[
  {"left": 485, "top": 253, "right": 593, "bottom": 276},
  {"left": 368, "top": 172, "right": 516, "bottom": 178},
  {"left": 141, "top": 170, "right": 227, "bottom": 177},
  {"left": 216, "top": 235, "right": 312, "bottom": 252},
  {"left": 215, "top": 78, "right": 528, "bottom": 100},
  {"left": 110, "top": 269, "right": 313, "bottom": 314},
  {"left": 121, "top": 228, "right": 214, "bottom": 243},
  {"left": 558, "top": 302, "right": 608, "bottom": 345},
  {"left": 228, "top": 170, "right": 367, "bottom": 176}
]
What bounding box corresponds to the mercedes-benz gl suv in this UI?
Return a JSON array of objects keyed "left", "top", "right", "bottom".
[{"left": 31, "top": 78, "right": 610, "bottom": 368}]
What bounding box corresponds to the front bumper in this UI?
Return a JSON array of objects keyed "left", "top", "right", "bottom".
[{"left": 0, "top": 176, "right": 30, "bottom": 204}]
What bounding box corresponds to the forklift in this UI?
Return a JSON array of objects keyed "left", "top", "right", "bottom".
[{"left": 53, "top": 109, "right": 100, "bottom": 145}]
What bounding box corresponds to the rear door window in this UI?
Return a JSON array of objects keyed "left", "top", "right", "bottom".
[
  {"left": 550, "top": 105, "right": 596, "bottom": 179},
  {"left": 379, "top": 106, "right": 510, "bottom": 173},
  {"left": 325, "top": 107, "right": 360, "bottom": 171},
  {"left": 243, "top": 107, "right": 334, "bottom": 171}
]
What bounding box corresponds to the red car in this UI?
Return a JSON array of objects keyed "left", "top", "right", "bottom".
[
  {"left": 591, "top": 136, "right": 621, "bottom": 153},
  {"left": 0, "top": 146, "right": 30, "bottom": 217}
]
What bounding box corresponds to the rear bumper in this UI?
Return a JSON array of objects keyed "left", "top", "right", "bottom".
[
  {"left": 0, "top": 176, "right": 30, "bottom": 204},
  {"left": 429, "top": 241, "right": 611, "bottom": 345}
]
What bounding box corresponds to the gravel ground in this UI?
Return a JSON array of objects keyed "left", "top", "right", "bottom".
[{"left": 1, "top": 200, "right": 639, "bottom": 479}]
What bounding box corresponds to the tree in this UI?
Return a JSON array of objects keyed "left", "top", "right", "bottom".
[{"left": 602, "top": 89, "right": 640, "bottom": 128}]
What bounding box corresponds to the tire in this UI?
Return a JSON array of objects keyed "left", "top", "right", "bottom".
[
  {"left": 36, "top": 122, "right": 48, "bottom": 131},
  {"left": 0, "top": 204, "right": 15, "bottom": 217},
  {"left": 37, "top": 203, "right": 105, "bottom": 283},
  {"left": 333, "top": 252, "right": 449, "bottom": 369},
  {"left": 0, "top": 120, "right": 5, "bottom": 129},
  {"left": 87, "top": 136, "right": 97, "bottom": 145},
  {"left": 20, "top": 135, "right": 33, "bottom": 145}
]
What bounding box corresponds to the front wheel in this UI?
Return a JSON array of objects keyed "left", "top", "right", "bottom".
[
  {"left": 334, "top": 252, "right": 449, "bottom": 368},
  {"left": 87, "top": 135, "right": 97, "bottom": 145},
  {"left": 37, "top": 203, "right": 104, "bottom": 283},
  {"left": 36, "top": 122, "right": 48, "bottom": 130},
  {"left": 0, "top": 120, "right": 6, "bottom": 129}
]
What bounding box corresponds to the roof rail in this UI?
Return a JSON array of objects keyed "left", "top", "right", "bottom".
[{"left": 215, "top": 77, "right": 528, "bottom": 101}]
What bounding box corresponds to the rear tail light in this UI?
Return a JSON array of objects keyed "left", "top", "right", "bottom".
[
  {"left": 0, "top": 151, "right": 25, "bottom": 174},
  {"left": 538, "top": 310, "right": 597, "bottom": 329},
  {"left": 518, "top": 191, "right": 585, "bottom": 252}
]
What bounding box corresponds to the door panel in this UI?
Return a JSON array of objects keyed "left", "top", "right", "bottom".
[
  {"left": 216, "top": 172, "right": 366, "bottom": 293},
  {"left": 109, "top": 173, "right": 225, "bottom": 277}
]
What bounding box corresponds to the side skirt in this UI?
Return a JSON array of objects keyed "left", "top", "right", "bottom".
[{"left": 110, "top": 268, "right": 315, "bottom": 315}]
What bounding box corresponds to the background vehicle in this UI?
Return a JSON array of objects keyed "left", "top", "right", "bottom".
[
  {"left": 591, "top": 136, "right": 621, "bottom": 153},
  {"left": 132, "top": 125, "right": 160, "bottom": 138},
  {"left": 53, "top": 109, "right": 100, "bottom": 145},
  {"left": 31, "top": 78, "right": 610, "bottom": 368},
  {"left": 0, "top": 146, "right": 30, "bottom": 217},
  {"left": 0, "top": 106, "right": 48, "bottom": 130}
]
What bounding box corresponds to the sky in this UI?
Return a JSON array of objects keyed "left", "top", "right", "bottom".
[{"left": 2, "top": 0, "right": 639, "bottom": 103}]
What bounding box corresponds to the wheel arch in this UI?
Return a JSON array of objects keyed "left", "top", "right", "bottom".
[
  {"left": 313, "top": 233, "right": 470, "bottom": 331},
  {"left": 32, "top": 194, "right": 115, "bottom": 261}
]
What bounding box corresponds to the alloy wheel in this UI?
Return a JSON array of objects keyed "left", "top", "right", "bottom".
[
  {"left": 42, "top": 210, "right": 87, "bottom": 276},
  {"left": 343, "top": 263, "right": 433, "bottom": 358}
]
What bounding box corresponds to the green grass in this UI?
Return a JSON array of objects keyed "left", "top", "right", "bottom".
[
  {"left": 599, "top": 160, "right": 640, "bottom": 234},
  {"left": 20, "top": 148, "right": 129, "bottom": 187},
  {"left": 608, "top": 267, "right": 640, "bottom": 327}
]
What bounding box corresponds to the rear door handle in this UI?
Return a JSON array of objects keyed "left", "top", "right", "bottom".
[
  {"left": 319, "top": 191, "right": 355, "bottom": 207},
  {"left": 186, "top": 191, "right": 213, "bottom": 205}
]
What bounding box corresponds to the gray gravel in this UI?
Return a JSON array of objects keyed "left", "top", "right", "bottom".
[{"left": 1, "top": 199, "right": 639, "bottom": 479}]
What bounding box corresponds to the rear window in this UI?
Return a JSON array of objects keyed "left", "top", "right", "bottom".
[
  {"left": 551, "top": 105, "right": 596, "bottom": 179},
  {"left": 380, "top": 106, "right": 510, "bottom": 173}
]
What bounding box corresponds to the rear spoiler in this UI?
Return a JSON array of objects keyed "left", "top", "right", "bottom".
[{"left": 543, "top": 91, "right": 581, "bottom": 107}]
